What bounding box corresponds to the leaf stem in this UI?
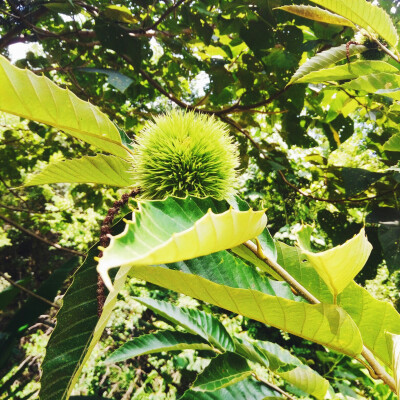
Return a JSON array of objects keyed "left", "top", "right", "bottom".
[
  {"left": 252, "top": 373, "right": 296, "bottom": 400},
  {"left": 243, "top": 240, "right": 397, "bottom": 392}
]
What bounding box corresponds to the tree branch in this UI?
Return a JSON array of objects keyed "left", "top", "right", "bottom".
[
  {"left": 252, "top": 373, "right": 296, "bottom": 400},
  {"left": 243, "top": 240, "right": 396, "bottom": 392},
  {"left": 0, "top": 214, "right": 84, "bottom": 256},
  {"left": 0, "top": 272, "right": 59, "bottom": 309},
  {"left": 148, "top": 0, "right": 191, "bottom": 30}
]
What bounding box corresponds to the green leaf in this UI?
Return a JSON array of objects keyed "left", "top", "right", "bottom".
[
  {"left": 40, "top": 218, "right": 128, "bottom": 400},
  {"left": 133, "top": 297, "right": 235, "bottom": 352},
  {"left": 106, "top": 331, "right": 213, "bottom": 364},
  {"left": 277, "top": 242, "right": 400, "bottom": 366},
  {"left": 341, "top": 167, "right": 386, "bottom": 196},
  {"left": 78, "top": 68, "right": 134, "bottom": 93},
  {"left": 255, "top": 340, "right": 330, "bottom": 399},
  {"left": 0, "top": 257, "right": 78, "bottom": 369},
  {"left": 102, "top": 5, "right": 138, "bottom": 24},
  {"left": 191, "top": 352, "right": 251, "bottom": 391},
  {"left": 275, "top": 5, "right": 354, "bottom": 27},
  {"left": 98, "top": 196, "right": 267, "bottom": 291},
  {"left": 297, "top": 226, "right": 372, "bottom": 298},
  {"left": 289, "top": 44, "right": 367, "bottom": 84},
  {"left": 309, "top": 0, "right": 398, "bottom": 48},
  {"left": 386, "top": 332, "right": 400, "bottom": 397},
  {"left": 0, "top": 55, "right": 130, "bottom": 159},
  {"left": 234, "top": 337, "right": 330, "bottom": 399},
  {"left": 24, "top": 155, "right": 135, "bottom": 187},
  {"left": 341, "top": 72, "right": 400, "bottom": 97},
  {"left": 128, "top": 251, "right": 363, "bottom": 357},
  {"left": 384, "top": 132, "right": 400, "bottom": 151},
  {"left": 295, "top": 60, "right": 398, "bottom": 83},
  {"left": 180, "top": 376, "right": 282, "bottom": 399}
]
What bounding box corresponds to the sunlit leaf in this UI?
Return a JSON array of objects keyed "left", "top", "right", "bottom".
[
  {"left": 386, "top": 332, "right": 400, "bottom": 397},
  {"left": 275, "top": 5, "right": 354, "bottom": 27},
  {"left": 127, "top": 251, "right": 363, "bottom": 357},
  {"left": 289, "top": 44, "right": 366, "bottom": 84},
  {"left": 341, "top": 72, "right": 400, "bottom": 98},
  {"left": 295, "top": 60, "right": 398, "bottom": 83},
  {"left": 24, "top": 155, "right": 135, "bottom": 187},
  {"left": 98, "top": 196, "right": 267, "bottom": 291},
  {"left": 297, "top": 226, "right": 372, "bottom": 299},
  {"left": 0, "top": 55, "right": 130, "bottom": 159},
  {"left": 277, "top": 242, "right": 400, "bottom": 366},
  {"left": 309, "top": 0, "right": 398, "bottom": 48}
]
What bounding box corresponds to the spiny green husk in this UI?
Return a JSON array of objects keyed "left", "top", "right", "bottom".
[{"left": 132, "top": 110, "right": 239, "bottom": 200}]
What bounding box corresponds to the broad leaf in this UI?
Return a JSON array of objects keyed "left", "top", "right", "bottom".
[
  {"left": 341, "top": 167, "right": 386, "bottom": 196},
  {"left": 277, "top": 242, "right": 400, "bottom": 366},
  {"left": 385, "top": 133, "right": 400, "bottom": 152},
  {"left": 309, "top": 0, "right": 398, "bottom": 48},
  {"left": 341, "top": 72, "right": 400, "bottom": 97},
  {"left": 40, "top": 218, "right": 128, "bottom": 400},
  {"left": 297, "top": 226, "right": 372, "bottom": 298},
  {"left": 128, "top": 251, "right": 363, "bottom": 357},
  {"left": 133, "top": 297, "right": 235, "bottom": 351},
  {"left": 98, "top": 196, "right": 267, "bottom": 291},
  {"left": 24, "top": 155, "right": 135, "bottom": 187},
  {"left": 0, "top": 55, "right": 130, "bottom": 159},
  {"left": 234, "top": 338, "right": 330, "bottom": 399},
  {"left": 191, "top": 352, "right": 251, "bottom": 391},
  {"left": 295, "top": 60, "right": 398, "bottom": 84},
  {"left": 275, "top": 5, "right": 354, "bottom": 27},
  {"left": 386, "top": 332, "right": 400, "bottom": 397},
  {"left": 106, "top": 331, "right": 213, "bottom": 364},
  {"left": 180, "top": 376, "right": 282, "bottom": 399},
  {"left": 289, "top": 44, "right": 366, "bottom": 84}
]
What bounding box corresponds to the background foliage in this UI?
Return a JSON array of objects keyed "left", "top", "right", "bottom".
[{"left": 1, "top": 0, "right": 400, "bottom": 398}]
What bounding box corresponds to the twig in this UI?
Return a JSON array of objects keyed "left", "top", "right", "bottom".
[
  {"left": 278, "top": 170, "right": 393, "bottom": 204},
  {"left": 0, "top": 214, "right": 84, "bottom": 256},
  {"left": 148, "top": 0, "right": 191, "bottom": 30},
  {"left": 252, "top": 373, "right": 296, "bottom": 400},
  {"left": 0, "top": 272, "right": 59, "bottom": 309},
  {"left": 0, "top": 174, "right": 31, "bottom": 210},
  {"left": 243, "top": 240, "right": 397, "bottom": 392}
]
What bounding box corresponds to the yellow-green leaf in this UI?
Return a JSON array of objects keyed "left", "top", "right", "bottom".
[
  {"left": 275, "top": 5, "right": 354, "bottom": 27},
  {"left": 103, "top": 5, "right": 139, "bottom": 24},
  {"left": 309, "top": 0, "right": 398, "bottom": 48},
  {"left": 0, "top": 55, "right": 130, "bottom": 159},
  {"left": 297, "top": 226, "right": 372, "bottom": 299},
  {"left": 98, "top": 196, "right": 267, "bottom": 291},
  {"left": 386, "top": 332, "right": 400, "bottom": 396},
  {"left": 24, "top": 155, "right": 135, "bottom": 187},
  {"left": 295, "top": 60, "right": 398, "bottom": 84}
]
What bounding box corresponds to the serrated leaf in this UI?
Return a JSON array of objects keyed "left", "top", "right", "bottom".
[
  {"left": 40, "top": 218, "right": 128, "bottom": 400},
  {"left": 106, "top": 331, "right": 213, "bottom": 364},
  {"left": 127, "top": 251, "right": 363, "bottom": 357},
  {"left": 297, "top": 226, "right": 372, "bottom": 298},
  {"left": 192, "top": 352, "right": 251, "bottom": 391},
  {"left": 341, "top": 72, "right": 400, "bottom": 97},
  {"left": 386, "top": 332, "right": 400, "bottom": 397},
  {"left": 0, "top": 55, "right": 130, "bottom": 159},
  {"left": 98, "top": 196, "right": 267, "bottom": 291},
  {"left": 295, "top": 60, "right": 398, "bottom": 83},
  {"left": 289, "top": 44, "right": 366, "bottom": 84},
  {"left": 133, "top": 297, "right": 235, "bottom": 352},
  {"left": 277, "top": 242, "right": 400, "bottom": 366},
  {"left": 24, "top": 155, "right": 135, "bottom": 187},
  {"left": 275, "top": 5, "right": 354, "bottom": 27},
  {"left": 180, "top": 376, "right": 282, "bottom": 399},
  {"left": 309, "top": 0, "right": 398, "bottom": 47},
  {"left": 234, "top": 337, "right": 329, "bottom": 398}
]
